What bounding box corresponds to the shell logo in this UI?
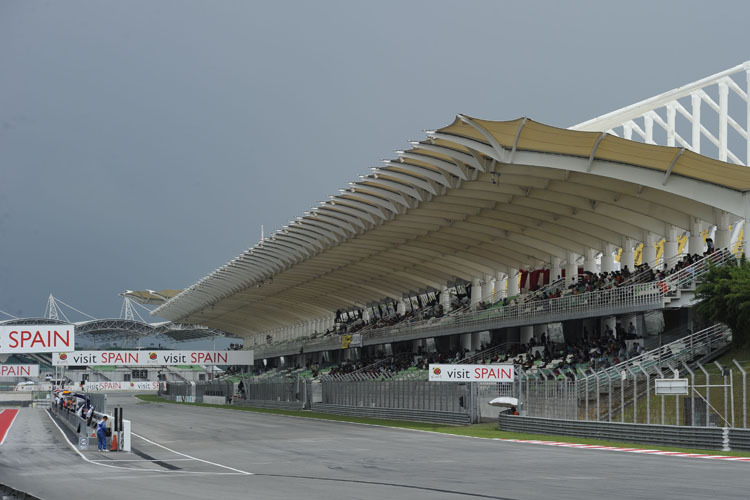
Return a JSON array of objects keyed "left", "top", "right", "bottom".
[
  {"left": 59, "top": 353, "right": 67, "bottom": 360},
  {"left": 149, "top": 352, "right": 158, "bottom": 360},
  {"left": 432, "top": 367, "right": 441, "bottom": 375}
]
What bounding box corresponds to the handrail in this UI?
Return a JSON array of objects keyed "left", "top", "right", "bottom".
[
  {"left": 458, "top": 341, "right": 519, "bottom": 365},
  {"left": 579, "top": 323, "right": 731, "bottom": 388}
]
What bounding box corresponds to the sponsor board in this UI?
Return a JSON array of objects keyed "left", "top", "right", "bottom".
[
  {"left": 53, "top": 350, "right": 254, "bottom": 366},
  {"left": 654, "top": 378, "right": 689, "bottom": 395},
  {"left": 429, "top": 364, "right": 515, "bottom": 382},
  {"left": 82, "top": 381, "right": 159, "bottom": 392},
  {"left": 0, "top": 324, "right": 75, "bottom": 353},
  {"left": 0, "top": 364, "right": 39, "bottom": 377}
]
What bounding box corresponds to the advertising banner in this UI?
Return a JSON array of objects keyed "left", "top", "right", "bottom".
[
  {"left": 428, "top": 364, "right": 515, "bottom": 382},
  {"left": 0, "top": 325, "right": 75, "bottom": 353},
  {"left": 52, "top": 350, "right": 254, "bottom": 366},
  {"left": 82, "top": 381, "right": 159, "bottom": 392},
  {"left": 0, "top": 364, "right": 39, "bottom": 377}
]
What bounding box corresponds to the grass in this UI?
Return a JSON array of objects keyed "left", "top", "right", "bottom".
[{"left": 135, "top": 394, "right": 750, "bottom": 457}]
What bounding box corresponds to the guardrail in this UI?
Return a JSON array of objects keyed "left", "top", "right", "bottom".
[{"left": 498, "top": 414, "right": 728, "bottom": 450}]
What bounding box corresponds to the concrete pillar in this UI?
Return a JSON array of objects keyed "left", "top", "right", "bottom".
[
  {"left": 601, "top": 243, "right": 617, "bottom": 273},
  {"left": 460, "top": 333, "right": 472, "bottom": 352},
  {"left": 688, "top": 218, "right": 704, "bottom": 255},
  {"left": 412, "top": 339, "right": 424, "bottom": 353},
  {"left": 642, "top": 233, "right": 658, "bottom": 266},
  {"left": 621, "top": 238, "right": 636, "bottom": 274},
  {"left": 565, "top": 252, "right": 578, "bottom": 285},
  {"left": 495, "top": 271, "right": 507, "bottom": 300},
  {"left": 362, "top": 309, "right": 371, "bottom": 322},
  {"left": 600, "top": 316, "right": 616, "bottom": 338},
  {"left": 507, "top": 269, "right": 519, "bottom": 297},
  {"left": 441, "top": 285, "right": 451, "bottom": 310},
  {"left": 533, "top": 324, "right": 546, "bottom": 342},
  {"left": 397, "top": 299, "right": 406, "bottom": 315},
  {"left": 483, "top": 274, "right": 495, "bottom": 303},
  {"left": 663, "top": 225, "right": 680, "bottom": 266},
  {"left": 583, "top": 248, "right": 598, "bottom": 274},
  {"left": 470, "top": 278, "right": 482, "bottom": 306},
  {"left": 471, "top": 332, "right": 482, "bottom": 352},
  {"left": 551, "top": 257, "right": 562, "bottom": 282},
  {"left": 714, "top": 211, "right": 731, "bottom": 250},
  {"left": 520, "top": 325, "right": 534, "bottom": 344}
]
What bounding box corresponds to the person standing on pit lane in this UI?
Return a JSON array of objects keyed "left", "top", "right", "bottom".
[{"left": 96, "top": 415, "right": 109, "bottom": 452}]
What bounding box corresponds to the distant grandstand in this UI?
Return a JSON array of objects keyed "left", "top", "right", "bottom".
[
  {"left": 0, "top": 295, "right": 241, "bottom": 383},
  {"left": 149, "top": 62, "right": 749, "bottom": 382}
]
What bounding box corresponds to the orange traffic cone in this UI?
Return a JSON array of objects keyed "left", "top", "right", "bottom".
[
  {"left": 91, "top": 431, "right": 96, "bottom": 438},
  {"left": 110, "top": 433, "right": 118, "bottom": 451}
]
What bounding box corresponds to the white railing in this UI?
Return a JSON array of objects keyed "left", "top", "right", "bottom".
[{"left": 579, "top": 323, "right": 732, "bottom": 388}]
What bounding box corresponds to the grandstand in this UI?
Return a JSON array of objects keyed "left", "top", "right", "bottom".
[{"left": 150, "top": 62, "right": 750, "bottom": 387}]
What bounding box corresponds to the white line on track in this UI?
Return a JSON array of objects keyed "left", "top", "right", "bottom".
[
  {"left": 44, "top": 410, "right": 252, "bottom": 475},
  {"left": 131, "top": 432, "right": 253, "bottom": 475}
]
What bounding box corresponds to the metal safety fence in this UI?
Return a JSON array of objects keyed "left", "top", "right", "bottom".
[{"left": 520, "top": 357, "right": 749, "bottom": 429}]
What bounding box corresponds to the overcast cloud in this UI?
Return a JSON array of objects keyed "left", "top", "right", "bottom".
[{"left": 1, "top": 0, "right": 749, "bottom": 320}]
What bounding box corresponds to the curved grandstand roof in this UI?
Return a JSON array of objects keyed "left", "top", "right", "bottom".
[{"left": 153, "top": 116, "right": 750, "bottom": 336}]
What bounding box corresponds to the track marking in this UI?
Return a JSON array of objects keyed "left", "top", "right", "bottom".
[
  {"left": 499, "top": 438, "right": 750, "bottom": 462},
  {"left": 131, "top": 432, "right": 253, "bottom": 475},
  {"left": 137, "top": 398, "right": 750, "bottom": 464},
  {"left": 43, "top": 410, "right": 250, "bottom": 475},
  {"left": 0, "top": 409, "right": 19, "bottom": 446}
]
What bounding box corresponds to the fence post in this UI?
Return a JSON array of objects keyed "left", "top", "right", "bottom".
[
  {"left": 733, "top": 359, "right": 746, "bottom": 428},
  {"left": 715, "top": 361, "right": 729, "bottom": 428},
  {"left": 697, "top": 362, "right": 710, "bottom": 427},
  {"left": 639, "top": 365, "right": 650, "bottom": 425},
  {"left": 620, "top": 371, "right": 625, "bottom": 423},
  {"left": 683, "top": 362, "right": 696, "bottom": 426}
]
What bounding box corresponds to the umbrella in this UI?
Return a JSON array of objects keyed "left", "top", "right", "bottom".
[{"left": 488, "top": 397, "right": 518, "bottom": 408}]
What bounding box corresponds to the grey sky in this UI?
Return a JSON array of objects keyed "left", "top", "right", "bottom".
[{"left": 1, "top": 0, "right": 749, "bottom": 320}]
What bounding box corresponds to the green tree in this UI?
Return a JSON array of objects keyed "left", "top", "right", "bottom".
[{"left": 695, "top": 257, "right": 750, "bottom": 348}]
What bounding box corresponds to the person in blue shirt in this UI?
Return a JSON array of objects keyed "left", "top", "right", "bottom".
[{"left": 96, "top": 416, "right": 109, "bottom": 452}]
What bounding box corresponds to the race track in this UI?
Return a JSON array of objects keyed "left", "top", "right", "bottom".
[{"left": 0, "top": 394, "right": 747, "bottom": 500}]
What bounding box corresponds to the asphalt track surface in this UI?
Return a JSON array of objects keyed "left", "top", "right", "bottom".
[{"left": 0, "top": 394, "right": 748, "bottom": 500}]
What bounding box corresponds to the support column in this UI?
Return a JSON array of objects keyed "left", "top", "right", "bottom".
[
  {"left": 663, "top": 225, "right": 680, "bottom": 266},
  {"left": 583, "top": 248, "right": 598, "bottom": 274},
  {"left": 744, "top": 193, "right": 750, "bottom": 257},
  {"left": 688, "top": 217, "right": 704, "bottom": 255},
  {"left": 483, "top": 274, "right": 495, "bottom": 303},
  {"left": 520, "top": 325, "right": 534, "bottom": 344},
  {"left": 551, "top": 257, "right": 562, "bottom": 282},
  {"left": 495, "top": 271, "right": 507, "bottom": 300},
  {"left": 470, "top": 278, "right": 482, "bottom": 307},
  {"left": 441, "top": 285, "right": 451, "bottom": 310},
  {"left": 460, "top": 333, "right": 472, "bottom": 353},
  {"left": 714, "top": 211, "right": 731, "bottom": 250},
  {"left": 471, "top": 332, "right": 482, "bottom": 352},
  {"left": 565, "top": 252, "right": 578, "bottom": 285},
  {"left": 507, "top": 269, "right": 519, "bottom": 297},
  {"left": 601, "top": 243, "right": 617, "bottom": 273},
  {"left": 621, "top": 238, "right": 636, "bottom": 274},
  {"left": 642, "top": 233, "right": 658, "bottom": 266},
  {"left": 397, "top": 299, "right": 406, "bottom": 315}
]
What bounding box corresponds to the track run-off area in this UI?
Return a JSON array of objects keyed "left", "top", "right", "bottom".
[{"left": 1, "top": 394, "right": 748, "bottom": 500}]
